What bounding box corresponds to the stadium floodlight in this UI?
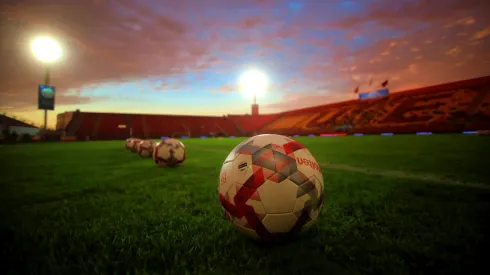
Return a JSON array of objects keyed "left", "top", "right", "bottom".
[
  {"left": 239, "top": 70, "right": 268, "bottom": 104},
  {"left": 31, "top": 36, "right": 63, "bottom": 130},
  {"left": 31, "top": 36, "right": 62, "bottom": 63}
]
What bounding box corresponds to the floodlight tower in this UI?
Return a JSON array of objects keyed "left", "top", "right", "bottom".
[
  {"left": 31, "top": 36, "right": 62, "bottom": 129},
  {"left": 251, "top": 94, "right": 259, "bottom": 116},
  {"left": 239, "top": 70, "right": 268, "bottom": 116}
]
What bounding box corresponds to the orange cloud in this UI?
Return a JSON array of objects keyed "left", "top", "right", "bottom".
[
  {"left": 446, "top": 47, "right": 461, "bottom": 56},
  {"left": 473, "top": 27, "right": 490, "bottom": 39},
  {"left": 446, "top": 16, "right": 476, "bottom": 27},
  {"left": 212, "top": 84, "right": 236, "bottom": 94}
]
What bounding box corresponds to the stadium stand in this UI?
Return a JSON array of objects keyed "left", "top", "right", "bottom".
[
  {"left": 227, "top": 114, "right": 281, "bottom": 135},
  {"left": 130, "top": 114, "right": 145, "bottom": 138},
  {"left": 58, "top": 112, "right": 245, "bottom": 140},
  {"left": 261, "top": 76, "right": 490, "bottom": 135},
  {"left": 57, "top": 76, "right": 490, "bottom": 140}
]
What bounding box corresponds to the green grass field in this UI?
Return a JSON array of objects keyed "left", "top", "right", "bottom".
[{"left": 1, "top": 135, "right": 490, "bottom": 275}]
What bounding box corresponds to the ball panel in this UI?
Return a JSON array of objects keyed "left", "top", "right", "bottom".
[
  {"left": 247, "top": 139, "right": 308, "bottom": 181},
  {"left": 220, "top": 181, "right": 272, "bottom": 239},
  {"left": 224, "top": 138, "right": 254, "bottom": 163},
  {"left": 155, "top": 142, "right": 171, "bottom": 159},
  {"left": 239, "top": 163, "right": 268, "bottom": 190},
  {"left": 218, "top": 162, "right": 236, "bottom": 197},
  {"left": 137, "top": 142, "right": 153, "bottom": 158},
  {"left": 290, "top": 205, "right": 318, "bottom": 233},
  {"left": 125, "top": 138, "right": 134, "bottom": 150},
  {"left": 232, "top": 215, "right": 249, "bottom": 227},
  {"left": 291, "top": 180, "right": 324, "bottom": 232},
  {"left": 257, "top": 179, "right": 298, "bottom": 214},
  {"left": 311, "top": 174, "right": 325, "bottom": 201},
  {"left": 262, "top": 213, "right": 298, "bottom": 233},
  {"left": 172, "top": 146, "right": 185, "bottom": 162},
  {"left": 165, "top": 138, "right": 186, "bottom": 165},
  {"left": 146, "top": 139, "right": 157, "bottom": 148},
  {"left": 130, "top": 139, "right": 142, "bottom": 153},
  {"left": 221, "top": 201, "right": 268, "bottom": 239},
  {"left": 281, "top": 139, "right": 307, "bottom": 155},
  {"left": 153, "top": 142, "right": 169, "bottom": 167},
  {"left": 139, "top": 149, "right": 150, "bottom": 158},
  {"left": 227, "top": 183, "right": 266, "bottom": 215},
  {"left": 231, "top": 223, "right": 260, "bottom": 240},
  {"left": 248, "top": 134, "right": 294, "bottom": 147},
  {"left": 293, "top": 175, "right": 324, "bottom": 217},
  {"left": 246, "top": 199, "right": 267, "bottom": 216},
  {"left": 230, "top": 154, "right": 254, "bottom": 185},
  {"left": 293, "top": 194, "right": 310, "bottom": 214},
  {"left": 291, "top": 149, "right": 323, "bottom": 186}
]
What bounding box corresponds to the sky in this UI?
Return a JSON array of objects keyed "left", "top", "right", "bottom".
[{"left": 1, "top": 0, "right": 490, "bottom": 128}]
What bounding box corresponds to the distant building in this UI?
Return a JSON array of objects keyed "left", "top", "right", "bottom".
[{"left": 0, "top": 114, "right": 40, "bottom": 136}]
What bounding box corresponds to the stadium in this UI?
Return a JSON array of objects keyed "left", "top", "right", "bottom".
[
  {"left": 3, "top": 1, "right": 490, "bottom": 274},
  {"left": 52, "top": 76, "right": 490, "bottom": 140},
  {"left": 2, "top": 75, "right": 490, "bottom": 275}
]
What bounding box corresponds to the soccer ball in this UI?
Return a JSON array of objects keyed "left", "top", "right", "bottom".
[
  {"left": 218, "top": 134, "right": 324, "bottom": 241},
  {"left": 137, "top": 140, "right": 156, "bottom": 158},
  {"left": 129, "top": 138, "right": 142, "bottom": 153},
  {"left": 153, "top": 138, "right": 186, "bottom": 167},
  {"left": 125, "top": 138, "right": 135, "bottom": 150}
]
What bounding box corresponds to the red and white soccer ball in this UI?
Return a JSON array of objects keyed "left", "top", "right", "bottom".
[
  {"left": 218, "top": 134, "right": 325, "bottom": 241},
  {"left": 153, "top": 138, "right": 186, "bottom": 167},
  {"left": 137, "top": 140, "right": 157, "bottom": 158},
  {"left": 129, "top": 138, "right": 142, "bottom": 153},
  {"left": 125, "top": 138, "right": 135, "bottom": 150}
]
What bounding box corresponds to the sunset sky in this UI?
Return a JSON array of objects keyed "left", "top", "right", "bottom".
[{"left": 2, "top": 0, "right": 490, "bottom": 128}]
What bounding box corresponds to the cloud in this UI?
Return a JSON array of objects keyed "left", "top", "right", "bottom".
[
  {"left": 56, "top": 93, "right": 110, "bottom": 105},
  {"left": 325, "top": 0, "right": 490, "bottom": 30},
  {"left": 241, "top": 15, "right": 266, "bottom": 29},
  {"left": 446, "top": 16, "right": 476, "bottom": 28},
  {"left": 212, "top": 84, "right": 237, "bottom": 94},
  {"left": 473, "top": 27, "right": 490, "bottom": 39},
  {"left": 446, "top": 47, "right": 461, "bottom": 56}
]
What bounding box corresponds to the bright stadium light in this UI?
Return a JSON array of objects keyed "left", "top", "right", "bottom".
[
  {"left": 31, "top": 36, "right": 62, "bottom": 63},
  {"left": 239, "top": 70, "right": 268, "bottom": 104},
  {"left": 30, "top": 35, "right": 63, "bottom": 131}
]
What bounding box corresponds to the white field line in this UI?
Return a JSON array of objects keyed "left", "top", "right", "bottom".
[{"left": 187, "top": 145, "right": 490, "bottom": 190}]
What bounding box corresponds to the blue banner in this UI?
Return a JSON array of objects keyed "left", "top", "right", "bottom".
[
  {"left": 38, "top": 84, "right": 55, "bottom": 110},
  {"left": 359, "top": 89, "right": 389, "bottom": 100}
]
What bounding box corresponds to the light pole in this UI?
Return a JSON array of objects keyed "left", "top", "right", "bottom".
[
  {"left": 31, "top": 36, "right": 62, "bottom": 130},
  {"left": 239, "top": 70, "right": 268, "bottom": 115}
]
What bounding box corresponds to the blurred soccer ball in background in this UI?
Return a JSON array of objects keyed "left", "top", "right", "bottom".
[
  {"left": 137, "top": 140, "right": 156, "bottom": 158},
  {"left": 153, "top": 138, "right": 186, "bottom": 167}
]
